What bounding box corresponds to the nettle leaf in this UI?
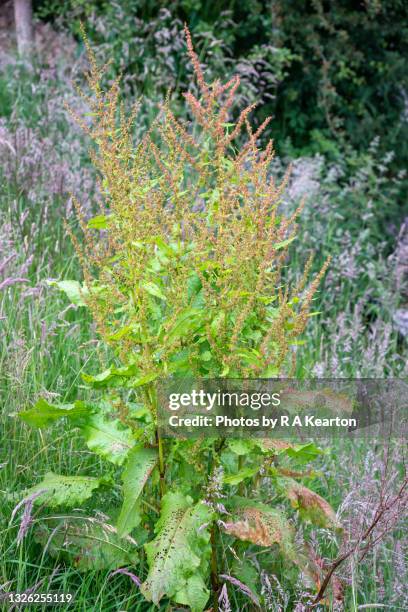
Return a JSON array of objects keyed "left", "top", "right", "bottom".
[
  {"left": 81, "top": 413, "right": 135, "bottom": 465},
  {"left": 22, "top": 472, "right": 105, "bottom": 508},
  {"left": 19, "top": 398, "right": 92, "bottom": 428},
  {"left": 35, "top": 517, "right": 138, "bottom": 571},
  {"left": 48, "top": 280, "right": 89, "bottom": 306},
  {"left": 280, "top": 478, "right": 341, "bottom": 529},
  {"left": 223, "top": 497, "right": 296, "bottom": 562},
  {"left": 140, "top": 491, "right": 212, "bottom": 612},
  {"left": 117, "top": 446, "right": 158, "bottom": 537}
]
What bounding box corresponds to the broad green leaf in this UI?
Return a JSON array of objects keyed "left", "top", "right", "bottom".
[
  {"left": 48, "top": 280, "right": 89, "bottom": 306},
  {"left": 234, "top": 349, "right": 263, "bottom": 367},
  {"left": 35, "top": 517, "right": 138, "bottom": 571},
  {"left": 21, "top": 472, "right": 105, "bottom": 508},
  {"left": 142, "top": 281, "right": 167, "bottom": 301},
  {"left": 227, "top": 439, "right": 255, "bottom": 456},
  {"left": 224, "top": 497, "right": 296, "bottom": 561},
  {"left": 165, "top": 308, "right": 203, "bottom": 344},
  {"left": 140, "top": 492, "right": 212, "bottom": 611},
  {"left": 279, "top": 477, "right": 341, "bottom": 529},
  {"left": 174, "top": 574, "right": 210, "bottom": 612},
  {"left": 284, "top": 442, "right": 323, "bottom": 463},
  {"left": 82, "top": 413, "right": 135, "bottom": 465},
  {"left": 130, "top": 372, "right": 158, "bottom": 388},
  {"left": 223, "top": 467, "right": 258, "bottom": 486},
  {"left": 87, "top": 214, "right": 111, "bottom": 229},
  {"left": 117, "top": 446, "right": 158, "bottom": 537},
  {"left": 19, "top": 398, "right": 92, "bottom": 428},
  {"left": 82, "top": 364, "right": 140, "bottom": 388}
]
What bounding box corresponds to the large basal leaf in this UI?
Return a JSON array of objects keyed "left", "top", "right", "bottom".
[
  {"left": 81, "top": 412, "right": 135, "bottom": 465},
  {"left": 280, "top": 478, "right": 341, "bottom": 529},
  {"left": 140, "top": 492, "right": 212, "bottom": 612},
  {"left": 21, "top": 472, "right": 106, "bottom": 508},
  {"left": 35, "top": 517, "right": 138, "bottom": 571},
  {"left": 19, "top": 398, "right": 92, "bottom": 428},
  {"left": 117, "top": 445, "right": 158, "bottom": 537},
  {"left": 223, "top": 497, "right": 296, "bottom": 562}
]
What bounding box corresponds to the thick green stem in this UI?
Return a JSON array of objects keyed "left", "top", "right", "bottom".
[
  {"left": 145, "top": 383, "right": 166, "bottom": 500},
  {"left": 156, "top": 428, "right": 166, "bottom": 499}
]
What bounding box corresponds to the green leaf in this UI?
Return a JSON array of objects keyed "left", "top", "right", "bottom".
[
  {"left": 227, "top": 439, "right": 255, "bottom": 456},
  {"left": 165, "top": 308, "right": 203, "bottom": 344},
  {"left": 87, "top": 214, "right": 111, "bottom": 229},
  {"left": 48, "top": 280, "right": 89, "bottom": 306},
  {"left": 21, "top": 472, "right": 105, "bottom": 508},
  {"left": 130, "top": 372, "right": 158, "bottom": 388},
  {"left": 19, "top": 398, "right": 92, "bottom": 428},
  {"left": 142, "top": 281, "right": 167, "bottom": 301},
  {"left": 284, "top": 442, "right": 323, "bottom": 463},
  {"left": 117, "top": 446, "right": 158, "bottom": 537},
  {"left": 82, "top": 413, "right": 135, "bottom": 465},
  {"left": 140, "top": 492, "right": 212, "bottom": 611},
  {"left": 223, "top": 467, "right": 258, "bottom": 486},
  {"left": 273, "top": 237, "right": 296, "bottom": 250},
  {"left": 82, "top": 364, "right": 140, "bottom": 388},
  {"left": 35, "top": 517, "right": 138, "bottom": 571}
]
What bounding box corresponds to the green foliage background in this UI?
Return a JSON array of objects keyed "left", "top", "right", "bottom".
[{"left": 34, "top": 0, "right": 408, "bottom": 163}]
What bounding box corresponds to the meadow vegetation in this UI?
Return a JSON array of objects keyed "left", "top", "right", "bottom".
[{"left": 0, "top": 3, "right": 407, "bottom": 610}]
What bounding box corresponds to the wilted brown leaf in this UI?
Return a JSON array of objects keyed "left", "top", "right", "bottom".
[
  {"left": 285, "top": 479, "right": 341, "bottom": 529},
  {"left": 223, "top": 501, "right": 296, "bottom": 561}
]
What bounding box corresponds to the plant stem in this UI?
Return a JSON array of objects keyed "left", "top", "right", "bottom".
[
  {"left": 145, "top": 383, "right": 166, "bottom": 501},
  {"left": 210, "top": 523, "right": 219, "bottom": 612},
  {"left": 157, "top": 428, "right": 166, "bottom": 499}
]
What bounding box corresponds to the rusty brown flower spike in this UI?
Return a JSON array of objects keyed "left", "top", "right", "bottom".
[{"left": 69, "top": 26, "right": 330, "bottom": 380}]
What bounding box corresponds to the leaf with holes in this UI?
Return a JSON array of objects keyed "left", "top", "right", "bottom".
[
  {"left": 223, "top": 497, "right": 296, "bottom": 562},
  {"left": 140, "top": 491, "right": 212, "bottom": 612},
  {"left": 21, "top": 472, "right": 106, "bottom": 508},
  {"left": 117, "top": 445, "right": 158, "bottom": 536}
]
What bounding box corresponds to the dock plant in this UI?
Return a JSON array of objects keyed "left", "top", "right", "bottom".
[{"left": 17, "top": 27, "right": 340, "bottom": 611}]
